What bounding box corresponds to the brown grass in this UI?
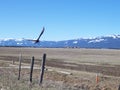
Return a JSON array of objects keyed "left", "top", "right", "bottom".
[{"left": 0, "top": 47, "right": 120, "bottom": 90}]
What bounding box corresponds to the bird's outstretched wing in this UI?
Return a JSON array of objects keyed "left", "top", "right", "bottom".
[
  {"left": 37, "top": 27, "right": 45, "bottom": 41},
  {"left": 27, "top": 27, "right": 45, "bottom": 44}
]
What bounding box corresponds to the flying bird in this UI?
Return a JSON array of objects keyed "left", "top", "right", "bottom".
[{"left": 28, "top": 27, "right": 45, "bottom": 44}]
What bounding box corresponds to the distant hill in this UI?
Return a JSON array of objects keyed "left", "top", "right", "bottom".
[{"left": 0, "top": 35, "right": 120, "bottom": 49}]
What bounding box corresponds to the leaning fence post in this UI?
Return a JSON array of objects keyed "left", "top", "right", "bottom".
[
  {"left": 18, "top": 53, "right": 22, "bottom": 80},
  {"left": 30, "top": 56, "right": 35, "bottom": 83},
  {"left": 39, "top": 53, "right": 46, "bottom": 85}
]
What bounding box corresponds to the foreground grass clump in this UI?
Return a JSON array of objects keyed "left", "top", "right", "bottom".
[
  {"left": 0, "top": 69, "right": 69, "bottom": 90},
  {"left": 0, "top": 69, "right": 30, "bottom": 90},
  {"left": 0, "top": 68, "right": 120, "bottom": 90},
  {"left": 0, "top": 68, "right": 92, "bottom": 90}
]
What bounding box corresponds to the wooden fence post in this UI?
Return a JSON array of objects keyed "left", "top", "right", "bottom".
[
  {"left": 39, "top": 53, "right": 46, "bottom": 85},
  {"left": 18, "top": 53, "right": 22, "bottom": 80},
  {"left": 12, "top": 60, "right": 15, "bottom": 65},
  {"left": 118, "top": 84, "right": 120, "bottom": 90},
  {"left": 30, "top": 56, "right": 35, "bottom": 83}
]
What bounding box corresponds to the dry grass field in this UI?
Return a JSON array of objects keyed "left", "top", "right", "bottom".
[{"left": 0, "top": 47, "right": 120, "bottom": 90}]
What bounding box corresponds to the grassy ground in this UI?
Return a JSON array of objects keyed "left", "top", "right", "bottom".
[
  {"left": 0, "top": 47, "right": 120, "bottom": 90},
  {"left": 0, "top": 47, "right": 120, "bottom": 65}
]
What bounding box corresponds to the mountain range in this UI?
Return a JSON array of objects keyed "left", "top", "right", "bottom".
[{"left": 0, "top": 35, "right": 120, "bottom": 49}]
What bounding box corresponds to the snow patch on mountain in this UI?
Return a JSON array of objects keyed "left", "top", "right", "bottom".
[
  {"left": 17, "top": 43, "right": 23, "bottom": 45},
  {"left": 88, "top": 38, "right": 105, "bottom": 43},
  {"left": 15, "top": 39, "right": 24, "bottom": 41},
  {"left": 106, "top": 35, "right": 120, "bottom": 39},
  {"left": 73, "top": 41, "right": 78, "bottom": 44},
  {"left": 0, "top": 38, "right": 13, "bottom": 41}
]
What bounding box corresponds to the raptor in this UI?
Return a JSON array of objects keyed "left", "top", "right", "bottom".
[{"left": 28, "top": 27, "right": 45, "bottom": 44}]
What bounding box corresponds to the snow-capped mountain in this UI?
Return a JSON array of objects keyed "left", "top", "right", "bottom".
[{"left": 0, "top": 35, "right": 120, "bottom": 49}]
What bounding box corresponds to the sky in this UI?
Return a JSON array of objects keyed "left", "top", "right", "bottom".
[{"left": 0, "top": 0, "right": 120, "bottom": 41}]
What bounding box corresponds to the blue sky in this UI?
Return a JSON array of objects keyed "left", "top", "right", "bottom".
[{"left": 0, "top": 0, "right": 120, "bottom": 41}]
